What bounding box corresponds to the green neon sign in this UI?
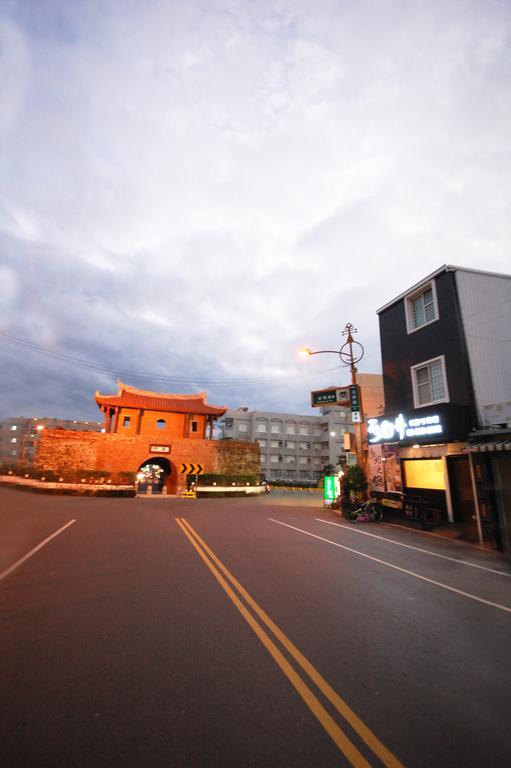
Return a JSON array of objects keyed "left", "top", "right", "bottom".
[{"left": 323, "top": 475, "right": 340, "bottom": 503}]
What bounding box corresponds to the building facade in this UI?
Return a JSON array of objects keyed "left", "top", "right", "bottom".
[
  {"left": 32, "top": 382, "right": 259, "bottom": 495},
  {"left": 370, "top": 264, "right": 511, "bottom": 551},
  {"left": 0, "top": 416, "right": 103, "bottom": 466},
  {"left": 218, "top": 406, "right": 353, "bottom": 483}
]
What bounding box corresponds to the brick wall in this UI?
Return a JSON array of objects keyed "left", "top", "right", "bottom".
[{"left": 35, "top": 431, "right": 259, "bottom": 493}]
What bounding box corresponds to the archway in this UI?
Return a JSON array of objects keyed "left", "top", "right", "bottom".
[{"left": 136, "top": 457, "right": 172, "bottom": 495}]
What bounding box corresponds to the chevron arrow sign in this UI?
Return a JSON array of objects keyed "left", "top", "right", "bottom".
[{"left": 180, "top": 463, "right": 204, "bottom": 475}]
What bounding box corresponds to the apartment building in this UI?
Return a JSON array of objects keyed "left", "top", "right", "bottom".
[
  {"left": 0, "top": 417, "right": 103, "bottom": 466},
  {"left": 218, "top": 407, "right": 352, "bottom": 483}
]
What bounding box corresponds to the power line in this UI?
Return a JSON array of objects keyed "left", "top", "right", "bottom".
[{"left": 0, "top": 333, "right": 347, "bottom": 387}]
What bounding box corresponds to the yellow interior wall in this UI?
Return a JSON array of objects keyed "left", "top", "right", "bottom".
[{"left": 403, "top": 459, "right": 446, "bottom": 491}]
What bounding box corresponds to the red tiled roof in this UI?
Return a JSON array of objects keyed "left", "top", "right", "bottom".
[{"left": 95, "top": 381, "right": 227, "bottom": 416}]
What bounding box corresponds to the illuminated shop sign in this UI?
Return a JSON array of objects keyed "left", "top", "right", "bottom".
[{"left": 367, "top": 413, "right": 443, "bottom": 444}]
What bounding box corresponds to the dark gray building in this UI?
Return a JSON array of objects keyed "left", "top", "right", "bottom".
[{"left": 370, "top": 265, "right": 510, "bottom": 553}]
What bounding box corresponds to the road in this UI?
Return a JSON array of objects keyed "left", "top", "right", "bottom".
[{"left": 1, "top": 487, "right": 510, "bottom": 767}]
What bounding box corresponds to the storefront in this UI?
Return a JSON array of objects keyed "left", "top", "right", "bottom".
[
  {"left": 464, "top": 432, "right": 511, "bottom": 557},
  {"left": 366, "top": 404, "right": 483, "bottom": 541}
]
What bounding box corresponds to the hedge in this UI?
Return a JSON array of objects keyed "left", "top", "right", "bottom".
[{"left": 0, "top": 464, "right": 135, "bottom": 486}]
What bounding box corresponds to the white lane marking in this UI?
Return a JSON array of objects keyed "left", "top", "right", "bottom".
[
  {"left": 0, "top": 520, "right": 77, "bottom": 583},
  {"left": 268, "top": 518, "right": 511, "bottom": 615},
  {"left": 316, "top": 519, "right": 511, "bottom": 578}
]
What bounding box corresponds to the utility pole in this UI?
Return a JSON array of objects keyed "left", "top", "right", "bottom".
[
  {"left": 339, "top": 323, "right": 365, "bottom": 470},
  {"left": 300, "top": 322, "right": 366, "bottom": 473}
]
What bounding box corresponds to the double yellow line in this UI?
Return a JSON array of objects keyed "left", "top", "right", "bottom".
[{"left": 176, "top": 518, "right": 405, "bottom": 768}]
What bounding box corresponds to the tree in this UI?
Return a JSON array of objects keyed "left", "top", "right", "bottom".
[{"left": 342, "top": 464, "right": 368, "bottom": 500}]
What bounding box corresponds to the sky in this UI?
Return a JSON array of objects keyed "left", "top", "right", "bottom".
[{"left": 1, "top": 0, "right": 510, "bottom": 420}]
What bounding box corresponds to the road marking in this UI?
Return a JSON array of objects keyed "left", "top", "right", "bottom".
[
  {"left": 316, "top": 519, "right": 511, "bottom": 578},
  {"left": 177, "top": 517, "right": 404, "bottom": 768},
  {"left": 0, "top": 519, "right": 77, "bottom": 584},
  {"left": 268, "top": 518, "right": 511, "bottom": 615}
]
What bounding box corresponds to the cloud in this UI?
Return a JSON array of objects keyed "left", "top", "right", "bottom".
[{"left": 0, "top": 0, "right": 510, "bottom": 418}]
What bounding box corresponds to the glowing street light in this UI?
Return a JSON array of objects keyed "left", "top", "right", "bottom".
[{"left": 299, "top": 323, "right": 365, "bottom": 469}]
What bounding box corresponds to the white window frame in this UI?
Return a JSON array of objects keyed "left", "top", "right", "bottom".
[
  {"left": 405, "top": 280, "right": 439, "bottom": 334},
  {"left": 411, "top": 355, "right": 449, "bottom": 408}
]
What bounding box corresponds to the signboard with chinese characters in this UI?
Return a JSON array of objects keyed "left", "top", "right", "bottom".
[
  {"left": 323, "top": 475, "right": 340, "bottom": 504},
  {"left": 349, "top": 384, "right": 362, "bottom": 423},
  {"left": 367, "top": 413, "right": 444, "bottom": 444},
  {"left": 311, "top": 387, "right": 350, "bottom": 408},
  {"left": 150, "top": 444, "right": 171, "bottom": 453},
  {"left": 349, "top": 384, "right": 361, "bottom": 412},
  {"left": 367, "top": 404, "right": 472, "bottom": 446}
]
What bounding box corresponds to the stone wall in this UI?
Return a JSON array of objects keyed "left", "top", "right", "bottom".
[{"left": 35, "top": 430, "right": 259, "bottom": 493}]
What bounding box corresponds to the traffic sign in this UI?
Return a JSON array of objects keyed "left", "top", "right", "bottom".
[
  {"left": 311, "top": 387, "right": 350, "bottom": 408},
  {"left": 348, "top": 384, "right": 361, "bottom": 413},
  {"left": 180, "top": 463, "right": 204, "bottom": 475}
]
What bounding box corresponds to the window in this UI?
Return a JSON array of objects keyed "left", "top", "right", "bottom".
[
  {"left": 270, "top": 422, "right": 281, "bottom": 433},
  {"left": 10, "top": 425, "right": 17, "bottom": 431},
  {"left": 402, "top": 459, "right": 445, "bottom": 490},
  {"left": 286, "top": 440, "right": 296, "bottom": 449},
  {"left": 299, "top": 425, "right": 310, "bottom": 435},
  {"left": 191, "top": 421, "right": 198, "bottom": 433},
  {"left": 156, "top": 419, "right": 166, "bottom": 429},
  {"left": 10, "top": 437, "right": 17, "bottom": 443},
  {"left": 286, "top": 423, "right": 296, "bottom": 434},
  {"left": 256, "top": 422, "right": 267, "bottom": 432},
  {"left": 122, "top": 416, "right": 131, "bottom": 428},
  {"left": 257, "top": 439, "right": 267, "bottom": 448},
  {"left": 286, "top": 456, "right": 295, "bottom": 464},
  {"left": 238, "top": 423, "right": 248, "bottom": 433},
  {"left": 405, "top": 281, "right": 438, "bottom": 333},
  {"left": 411, "top": 356, "right": 449, "bottom": 407},
  {"left": 270, "top": 455, "right": 280, "bottom": 463},
  {"left": 270, "top": 440, "right": 280, "bottom": 448}
]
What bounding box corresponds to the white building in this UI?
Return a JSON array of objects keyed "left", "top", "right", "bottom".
[{"left": 218, "top": 407, "right": 353, "bottom": 484}]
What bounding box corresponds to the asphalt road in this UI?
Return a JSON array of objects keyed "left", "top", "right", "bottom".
[{"left": 1, "top": 487, "right": 510, "bottom": 768}]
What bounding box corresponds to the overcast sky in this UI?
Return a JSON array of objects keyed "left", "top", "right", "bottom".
[{"left": 1, "top": 0, "right": 510, "bottom": 420}]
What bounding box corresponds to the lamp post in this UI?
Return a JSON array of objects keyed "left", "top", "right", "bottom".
[{"left": 299, "top": 323, "right": 365, "bottom": 469}]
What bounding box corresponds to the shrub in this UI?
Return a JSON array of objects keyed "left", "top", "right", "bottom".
[{"left": 342, "top": 464, "right": 368, "bottom": 500}]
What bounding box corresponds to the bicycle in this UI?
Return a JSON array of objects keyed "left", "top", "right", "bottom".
[{"left": 344, "top": 498, "right": 383, "bottom": 523}]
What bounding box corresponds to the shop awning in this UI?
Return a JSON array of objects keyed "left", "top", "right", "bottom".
[{"left": 464, "top": 440, "right": 511, "bottom": 453}]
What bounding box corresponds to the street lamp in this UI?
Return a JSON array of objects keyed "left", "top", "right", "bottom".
[{"left": 299, "top": 323, "right": 365, "bottom": 468}]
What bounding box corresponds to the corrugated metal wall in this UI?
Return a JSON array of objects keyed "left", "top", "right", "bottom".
[{"left": 455, "top": 270, "right": 511, "bottom": 426}]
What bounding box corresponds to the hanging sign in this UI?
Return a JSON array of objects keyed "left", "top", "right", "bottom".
[
  {"left": 348, "top": 384, "right": 361, "bottom": 413},
  {"left": 311, "top": 387, "right": 350, "bottom": 407}
]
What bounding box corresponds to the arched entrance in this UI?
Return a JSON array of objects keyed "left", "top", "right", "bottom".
[{"left": 136, "top": 457, "right": 172, "bottom": 495}]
